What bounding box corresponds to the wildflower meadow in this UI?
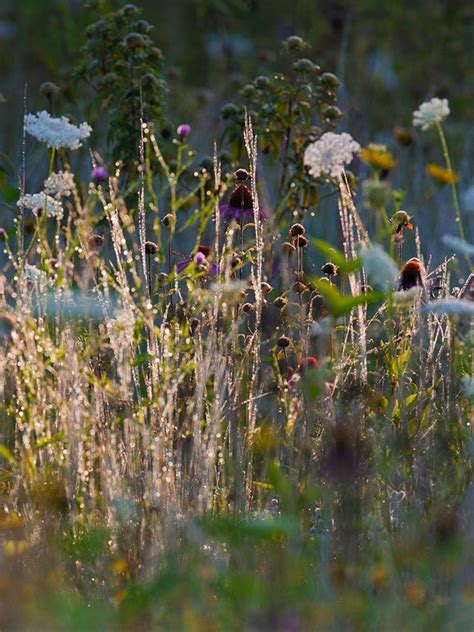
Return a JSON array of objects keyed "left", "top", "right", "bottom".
[{"left": 0, "top": 2, "right": 473, "bottom": 630}]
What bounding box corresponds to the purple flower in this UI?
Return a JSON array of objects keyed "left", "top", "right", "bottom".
[
  {"left": 0, "top": 228, "right": 6, "bottom": 240},
  {"left": 177, "top": 124, "right": 191, "bottom": 141},
  {"left": 219, "top": 184, "right": 266, "bottom": 223},
  {"left": 91, "top": 165, "right": 108, "bottom": 184},
  {"left": 176, "top": 245, "right": 218, "bottom": 275}
]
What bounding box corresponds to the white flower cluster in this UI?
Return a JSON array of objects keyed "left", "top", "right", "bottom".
[
  {"left": 43, "top": 170, "right": 75, "bottom": 199},
  {"left": 358, "top": 244, "right": 398, "bottom": 292},
  {"left": 23, "top": 264, "right": 50, "bottom": 288},
  {"left": 304, "top": 132, "right": 360, "bottom": 179},
  {"left": 423, "top": 298, "right": 474, "bottom": 317},
  {"left": 17, "top": 193, "right": 63, "bottom": 220},
  {"left": 107, "top": 307, "right": 136, "bottom": 356},
  {"left": 412, "top": 97, "right": 450, "bottom": 131},
  {"left": 25, "top": 111, "right": 92, "bottom": 150}
]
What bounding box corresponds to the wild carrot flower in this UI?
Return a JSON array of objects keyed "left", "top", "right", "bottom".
[
  {"left": 23, "top": 263, "right": 50, "bottom": 287},
  {"left": 43, "top": 170, "right": 75, "bottom": 199},
  {"left": 412, "top": 97, "right": 450, "bottom": 131},
  {"left": 398, "top": 258, "right": 426, "bottom": 291},
  {"left": 303, "top": 132, "right": 360, "bottom": 179},
  {"left": 220, "top": 183, "right": 266, "bottom": 222},
  {"left": 17, "top": 193, "right": 63, "bottom": 220},
  {"left": 25, "top": 111, "right": 92, "bottom": 150},
  {"left": 423, "top": 298, "right": 474, "bottom": 317}
]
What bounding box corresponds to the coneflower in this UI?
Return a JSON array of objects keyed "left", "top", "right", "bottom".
[{"left": 399, "top": 258, "right": 427, "bottom": 291}]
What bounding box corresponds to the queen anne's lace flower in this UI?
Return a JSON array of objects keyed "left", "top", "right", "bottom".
[
  {"left": 412, "top": 98, "right": 450, "bottom": 131},
  {"left": 25, "top": 111, "right": 92, "bottom": 150},
  {"left": 304, "top": 132, "right": 360, "bottom": 179},
  {"left": 17, "top": 193, "right": 63, "bottom": 220},
  {"left": 423, "top": 298, "right": 474, "bottom": 317},
  {"left": 23, "top": 264, "right": 50, "bottom": 288},
  {"left": 43, "top": 171, "right": 75, "bottom": 199}
]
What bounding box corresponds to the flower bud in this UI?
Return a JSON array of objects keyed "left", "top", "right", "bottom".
[
  {"left": 162, "top": 214, "right": 175, "bottom": 227},
  {"left": 144, "top": 241, "right": 158, "bottom": 255}
]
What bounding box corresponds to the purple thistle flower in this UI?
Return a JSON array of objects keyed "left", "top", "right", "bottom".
[
  {"left": 176, "top": 245, "right": 219, "bottom": 275},
  {"left": 219, "top": 183, "right": 266, "bottom": 223},
  {"left": 91, "top": 165, "right": 108, "bottom": 184},
  {"left": 177, "top": 124, "right": 191, "bottom": 141}
]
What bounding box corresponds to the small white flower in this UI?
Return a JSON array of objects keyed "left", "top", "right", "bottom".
[
  {"left": 423, "top": 298, "right": 474, "bottom": 317},
  {"left": 23, "top": 264, "right": 50, "bottom": 288},
  {"left": 107, "top": 307, "right": 136, "bottom": 353},
  {"left": 412, "top": 97, "right": 450, "bottom": 131},
  {"left": 17, "top": 192, "right": 63, "bottom": 220},
  {"left": 304, "top": 132, "right": 360, "bottom": 179},
  {"left": 25, "top": 111, "right": 92, "bottom": 150},
  {"left": 358, "top": 244, "right": 398, "bottom": 292},
  {"left": 43, "top": 170, "right": 75, "bottom": 199}
]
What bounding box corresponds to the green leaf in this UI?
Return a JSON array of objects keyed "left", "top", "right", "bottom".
[
  {"left": 0, "top": 444, "right": 17, "bottom": 466},
  {"left": 310, "top": 278, "right": 384, "bottom": 318},
  {"left": 311, "top": 239, "right": 361, "bottom": 274}
]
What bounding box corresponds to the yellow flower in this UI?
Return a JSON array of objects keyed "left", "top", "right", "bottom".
[
  {"left": 360, "top": 144, "right": 397, "bottom": 170},
  {"left": 426, "top": 163, "right": 460, "bottom": 184}
]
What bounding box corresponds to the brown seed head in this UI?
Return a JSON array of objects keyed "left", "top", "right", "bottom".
[
  {"left": 290, "top": 223, "right": 305, "bottom": 237},
  {"left": 229, "top": 184, "right": 253, "bottom": 209},
  {"left": 260, "top": 282, "right": 273, "bottom": 294},
  {"left": 293, "top": 235, "right": 308, "bottom": 248},
  {"left": 162, "top": 213, "right": 175, "bottom": 227},
  {"left": 321, "top": 262, "right": 338, "bottom": 276},
  {"left": 277, "top": 335, "right": 291, "bottom": 348},
  {"left": 283, "top": 241, "right": 296, "bottom": 256},
  {"left": 242, "top": 302, "right": 255, "bottom": 313},
  {"left": 144, "top": 241, "right": 158, "bottom": 255},
  {"left": 399, "top": 258, "right": 426, "bottom": 291},
  {"left": 234, "top": 168, "right": 250, "bottom": 181},
  {"left": 273, "top": 296, "right": 288, "bottom": 309}
]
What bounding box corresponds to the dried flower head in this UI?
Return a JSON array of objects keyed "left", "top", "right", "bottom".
[
  {"left": 293, "top": 235, "right": 308, "bottom": 248},
  {"left": 220, "top": 184, "right": 266, "bottom": 222},
  {"left": 162, "top": 213, "right": 176, "bottom": 227},
  {"left": 242, "top": 302, "right": 255, "bottom": 313},
  {"left": 144, "top": 241, "right": 158, "bottom": 255},
  {"left": 322, "top": 262, "right": 338, "bottom": 276},
  {"left": 260, "top": 282, "right": 273, "bottom": 294},
  {"left": 277, "top": 335, "right": 291, "bottom": 348},
  {"left": 273, "top": 296, "right": 288, "bottom": 309},
  {"left": 290, "top": 223, "right": 305, "bottom": 237},
  {"left": 304, "top": 132, "right": 360, "bottom": 179},
  {"left": 234, "top": 168, "right": 250, "bottom": 181},
  {"left": 413, "top": 97, "right": 450, "bottom": 131},
  {"left": 17, "top": 193, "right": 63, "bottom": 220},
  {"left": 88, "top": 234, "right": 104, "bottom": 249}
]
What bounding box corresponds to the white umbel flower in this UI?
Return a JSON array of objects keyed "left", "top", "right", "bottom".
[
  {"left": 23, "top": 264, "right": 50, "bottom": 288},
  {"left": 304, "top": 132, "right": 360, "bottom": 179},
  {"left": 358, "top": 244, "right": 398, "bottom": 292},
  {"left": 43, "top": 170, "right": 75, "bottom": 199},
  {"left": 412, "top": 97, "right": 450, "bottom": 131},
  {"left": 423, "top": 298, "right": 474, "bottom": 317},
  {"left": 25, "top": 111, "right": 92, "bottom": 150},
  {"left": 17, "top": 192, "right": 63, "bottom": 220}
]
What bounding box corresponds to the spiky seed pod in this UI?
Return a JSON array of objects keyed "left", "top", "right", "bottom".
[
  {"left": 162, "top": 213, "right": 175, "bottom": 227},
  {"left": 261, "top": 282, "right": 273, "bottom": 294},
  {"left": 322, "top": 262, "right": 338, "bottom": 276},
  {"left": 293, "top": 235, "right": 308, "bottom": 248},
  {"left": 88, "top": 234, "right": 104, "bottom": 249},
  {"left": 283, "top": 241, "right": 296, "bottom": 255},
  {"left": 290, "top": 223, "right": 305, "bottom": 237},
  {"left": 277, "top": 335, "right": 291, "bottom": 348},
  {"left": 144, "top": 241, "right": 158, "bottom": 255},
  {"left": 273, "top": 296, "right": 288, "bottom": 309},
  {"left": 234, "top": 168, "right": 250, "bottom": 181},
  {"left": 242, "top": 302, "right": 255, "bottom": 313}
]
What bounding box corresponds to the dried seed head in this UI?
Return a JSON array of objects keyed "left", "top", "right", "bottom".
[
  {"left": 273, "top": 296, "right": 288, "bottom": 309},
  {"left": 144, "top": 241, "right": 158, "bottom": 255},
  {"left": 282, "top": 242, "right": 296, "bottom": 257},
  {"left": 260, "top": 282, "right": 273, "bottom": 294},
  {"left": 0, "top": 312, "right": 16, "bottom": 340},
  {"left": 322, "top": 262, "right": 338, "bottom": 276},
  {"left": 39, "top": 81, "right": 60, "bottom": 99},
  {"left": 234, "top": 168, "right": 250, "bottom": 181},
  {"left": 231, "top": 254, "right": 242, "bottom": 268},
  {"left": 293, "top": 281, "right": 308, "bottom": 295},
  {"left": 229, "top": 184, "right": 253, "bottom": 209},
  {"left": 242, "top": 302, "right": 255, "bottom": 313},
  {"left": 189, "top": 318, "right": 200, "bottom": 335},
  {"left": 162, "top": 213, "right": 175, "bottom": 227},
  {"left": 277, "top": 335, "right": 291, "bottom": 348},
  {"left": 393, "top": 125, "right": 414, "bottom": 147},
  {"left": 0, "top": 228, "right": 6, "bottom": 241},
  {"left": 293, "top": 235, "right": 308, "bottom": 248},
  {"left": 88, "top": 234, "right": 104, "bottom": 249},
  {"left": 290, "top": 223, "right": 305, "bottom": 237}
]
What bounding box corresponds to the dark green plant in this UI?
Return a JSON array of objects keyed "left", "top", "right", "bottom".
[
  {"left": 222, "top": 35, "right": 344, "bottom": 221},
  {"left": 76, "top": 3, "right": 167, "bottom": 174}
]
